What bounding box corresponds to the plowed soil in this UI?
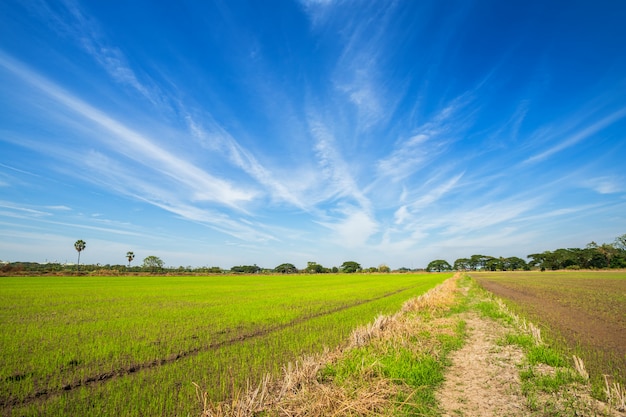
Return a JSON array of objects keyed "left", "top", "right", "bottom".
[{"left": 473, "top": 272, "right": 626, "bottom": 385}]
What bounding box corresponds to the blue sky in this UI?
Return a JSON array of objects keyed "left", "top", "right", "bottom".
[{"left": 1, "top": 0, "right": 625, "bottom": 269}]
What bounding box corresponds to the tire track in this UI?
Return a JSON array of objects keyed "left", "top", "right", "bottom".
[{"left": 3, "top": 286, "right": 413, "bottom": 408}]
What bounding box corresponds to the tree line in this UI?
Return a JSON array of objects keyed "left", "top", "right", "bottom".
[
  {"left": 3, "top": 234, "right": 624, "bottom": 275},
  {"left": 426, "top": 234, "right": 626, "bottom": 272},
  {"left": 0, "top": 259, "right": 392, "bottom": 275},
  {"left": 1, "top": 243, "right": 394, "bottom": 275}
]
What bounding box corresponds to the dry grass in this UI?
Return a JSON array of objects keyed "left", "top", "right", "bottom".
[
  {"left": 604, "top": 375, "right": 626, "bottom": 412},
  {"left": 573, "top": 355, "right": 590, "bottom": 381},
  {"left": 194, "top": 274, "right": 462, "bottom": 417}
]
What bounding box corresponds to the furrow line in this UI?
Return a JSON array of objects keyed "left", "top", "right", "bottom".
[{"left": 2, "top": 286, "right": 412, "bottom": 408}]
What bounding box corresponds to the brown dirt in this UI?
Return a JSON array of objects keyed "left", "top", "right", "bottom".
[
  {"left": 477, "top": 279, "right": 626, "bottom": 355},
  {"left": 437, "top": 313, "right": 527, "bottom": 417},
  {"left": 476, "top": 277, "right": 626, "bottom": 383}
]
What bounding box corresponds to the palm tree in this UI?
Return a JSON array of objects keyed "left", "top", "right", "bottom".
[
  {"left": 126, "top": 251, "right": 135, "bottom": 268},
  {"left": 74, "top": 240, "right": 86, "bottom": 271}
]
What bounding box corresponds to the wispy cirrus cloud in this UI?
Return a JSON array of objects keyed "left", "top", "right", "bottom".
[
  {"left": 31, "top": 0, "right": 168, "bottom": 108},
  {"left": 0, "top": 53, "right": 290, "bottom": 243},
  {"left": 185, "top": 114, "right": 307, "bottom": 209},
  {"left": 25, "top": 1, "right": 314, "bottom": 215},
  {"left": 0, "top": 53, "right": 256, "bottom": 209},
  {"left": 45, "top": 205, "right": 72, "bottom": 211},
  {"left": 0, "top": 201, "right": 52, "bottom": 218},
  {"left": 307, "top": 116, "right": 371, "bottom": 210},
  {"left": 582, "top": 176, "right": 624, "bottom": 194},
  {"left": 523, "top": 106, "right": 626, "bottom": 165}
]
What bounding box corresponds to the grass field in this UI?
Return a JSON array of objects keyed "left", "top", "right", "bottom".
[
  {"left": 472, "top": 270, "right": 626, "bottom": 396},
  {"left": 0, "top": 273, "right": 449, "bottom": 416}
]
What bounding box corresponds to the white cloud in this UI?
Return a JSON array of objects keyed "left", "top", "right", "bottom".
[
  {"left": 35, "top": 0, "right": 167, "bottom": 108},
  {"left": 376, "top": 94, "right": 471, "bottom": 183},
  {"left": 308, "top": 116, "right": 371, "bottom": 210},
  {"left": 185, "top": 114, "right": 307, "bottom": 209},
  {"left": 523, "top": 107, "right": 626, "bottom": 165},
  {"left": 46, "top": 205, "right": 72, "bottom": 211},
  {"left": 407, "top": 173, "right": 464, "bottom": 211},
  {"left": 582, "top": 176, "right": 624, "bottom": 194},
  {"left": 0, "top": 55, "right": 257, "bottom": 209},
  {"left": 320, "top": 205, "right": 378, "bottom": 248},
  {"left": 394, "top": 205, "right": 409, "bottom": 225},
  {"left": 0, "top": 201, "right": 52, "bottom": 217}
]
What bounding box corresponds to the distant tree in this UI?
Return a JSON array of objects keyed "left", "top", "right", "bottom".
[
  {"left": 597, "top": 243, "right": 618, "bottom": 268},
  {"left": 142, "top": 256, "right": 164, "bottom": 273},
  {"left": 426, "top": 259, "right": 452, "bottom": 272},
  {"left": 126, "top": 251, "right": 135, "bottom": 268},
  {"left": 504, "top": 256, "right": 527, "bottom": 271},
  {"left": 484, "top": 257, "right": 503, "bottom": 271},
  {"left": 378, "top": 264, "right": 391, "bottom": 273},
  {"left": 74, "top": 240, "right": 86, "bottom": 271},
  {"left": 274, "top": 263, "right": 298, "bottom": 274},
  {"left": 453, "top": 258, "right": 471, "bottom": 271},
  {"left": 469, "top": 254, "right": 490, "bottom": 270},
  {"left": 305, "top": 261, "right": 325, "bottom": 274},
  {"left": 230, "top": 265, "right": 261, "bottom": 274},
  {"left": 340, "top": 261, "right": 362, "bottom": 273}
]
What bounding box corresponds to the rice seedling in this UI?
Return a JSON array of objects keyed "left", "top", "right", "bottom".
[{"left": 1, "top": 273, "right": 449, "bottom": 416}]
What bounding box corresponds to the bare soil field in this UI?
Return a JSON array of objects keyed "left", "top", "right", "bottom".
[{"left": 472, "top": 271, "right": 626, "bottom": 386}]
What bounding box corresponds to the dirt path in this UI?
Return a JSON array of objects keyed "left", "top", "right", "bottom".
[{"left": 437, "top": 313, "right": 528, "bottom": 417}]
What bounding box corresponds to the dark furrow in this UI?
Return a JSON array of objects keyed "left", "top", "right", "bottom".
[{"left": 2, "top": 286, "right": 412, "bottom": 408}]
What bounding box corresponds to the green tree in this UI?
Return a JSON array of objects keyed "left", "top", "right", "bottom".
[
  {"left": 504, "top": 256, "right": 527, "bottom": 271},
  {"left": 597, "top": 243, "right": 618, "bottom": 268},
  {"left": 305, "top": 261, "right": 325, "bottom": 274},
  {"left": 426, "top": 259, "right": 452, "bottom": 272},
  {"left": 378, "top": 264, "right": 391, "bottom": 273},
  {"left": 274, "top": 263, "right": 298, "bottom": 274},
  {"left": 230, "top": 265, "right": 261, "bottom": 274},
  {"left": 74, "top": 240, "right": 86, "bottom": 271},
  {"left": 469, "top": 254, "right": 490, "bottom": 270},
  {"left": 484, "top": 257, "right": 503, "bottom": 271},
  {"left": 340, "top": 261, "right": 361, "bottom": 273},
  {"left": 142, "top": 256, "right": 164, "bottom": 273},
  {"left": 126, "top": 251, "right": 135, "bottom": 268},
  {"left": 453, "top": 258, "right": 471, "bottom": 271}
]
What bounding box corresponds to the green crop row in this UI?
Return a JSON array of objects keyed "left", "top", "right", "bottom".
[{"left": 0, "top": 273, "right": 449, "bottom": 416}]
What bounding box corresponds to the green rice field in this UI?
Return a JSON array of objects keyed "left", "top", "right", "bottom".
[{"left": 0, "top": 273, "right": 449, "bottom": 416}]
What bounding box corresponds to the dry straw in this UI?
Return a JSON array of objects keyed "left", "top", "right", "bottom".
[
  {"left": 604, "top": 375, "right": 626, "bottom": 412},
  {"left": 572, "top": 355, "right": 589, "bottom": 381}
]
